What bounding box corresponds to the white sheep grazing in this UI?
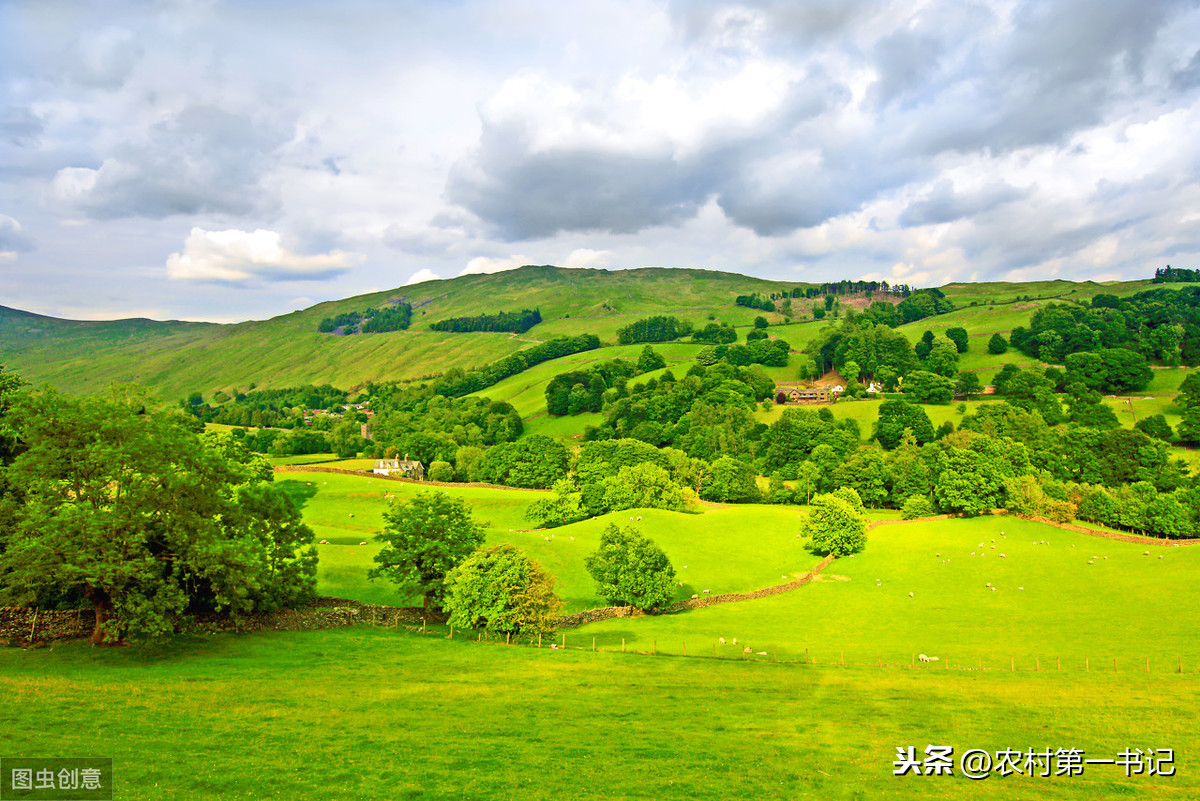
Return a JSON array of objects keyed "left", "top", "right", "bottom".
[
  {"left": 930, "top": 656, "right": 940, "bottom": 661},
  {"left": 757, "top": 651, "right": 767, "bottom": 656},
  {"left": 703, "top": 589, "right": 711, "bottom": 594},
  {"left": 359, "top": 541, "right": 367, "bottom": 545},
  {"left": 348, "top": 513, "right": 354, "bottom": 518},
  {"left": 781, "top": 575, "right": 789, "bottom": 579},
  {"left": 719, "top": 637, "right": 726, "bottom": 644},
  {"left": 636, "top": 516, "right": 642, "bottom": 521},
  {"left": 909, "top": 592, "right": 914, "bottom": 598},
  {"left": 732, "top": 637, "right": 737, "bottom": 645},
  {"left": 319, "top": 540, "right": 329, "bottom": 545},
  {"left": 1000, "top": 553, "right": 1007, "bottom": 558},
  {"left": 743, "top": 646, "right": 753, "bottom": 654},
  {"left": 918, "top": 654, "right": 931, "bottom": 662},
  {"left": 691, "top": 594, "right": 698, "bottom": 600}
]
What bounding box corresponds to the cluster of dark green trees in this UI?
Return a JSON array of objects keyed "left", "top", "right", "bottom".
[
  {"left": 789, "top": 280, "right": 912, "bottom": 299},
  {"left": 432, "top": 334, "right": 600, "bottom": 397},
  {"left": 318, "top": 303, "right": 413, "bottom": 334},
  {"left": 544, "top": 346, "right": 666, "bottom": 416},
  {"left": 616, "top": 316, "right": 692, "bottom": 345},
  {"left": 1010, "top": 289, "right": 1200, "bottom": 366},
  {"left": 0, "top": 366, "right": 317, "bottom": 645},
  {"left": 735, "top": 293, "right": 776, "bottom": 312},
  {"left": 429, "top": 308, "right": 542, "bottom": 334},
  {"left": 1152, "top": 266, "right": 1200, "bottom": 283}
]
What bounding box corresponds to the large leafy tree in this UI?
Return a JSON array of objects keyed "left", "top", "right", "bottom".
[
  {"left": 800, "top": 487, "right": 868, "bottom": 556},
  {"left": 370, "top": 490, "right": 485, "bottom": 612},
  {"left": 873, "top": 399, "right": 934, "bottom": 449},
  {"left": 443, "top": 544, "right": 561, "bottom": 636},
  {"left": 0, "top": 386, "right": 316, "bottom": 645},
  {"left": 585, "top": 524, "right": 677, "bottom": 610}
]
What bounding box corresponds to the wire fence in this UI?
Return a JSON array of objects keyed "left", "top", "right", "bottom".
[{"left": 369, "top": 616, "right": 1199, "bottom": 676}]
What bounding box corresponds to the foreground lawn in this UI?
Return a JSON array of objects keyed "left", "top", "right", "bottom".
[{"left": 0, "top": 628, "right": 1195, "bottom": 800}]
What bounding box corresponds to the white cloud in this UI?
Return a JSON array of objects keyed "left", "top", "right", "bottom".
[
  {"left": 562, "top": 248, "right": 615, "bottom": 268},
  {"left": 404, "top": 268, "right": 441, "bottom": 285},
  {"left": 459, "top": 255, "right": 530, "bottom": 276},
  {"left": 166, "top": 228, "right": 362, "bottom": 283}
]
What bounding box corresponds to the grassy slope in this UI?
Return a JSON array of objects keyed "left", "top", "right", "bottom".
[
  {"left": 290, "top": 472, "right": 1200, "bottom": 667},
  {"left": 3, "top": 628, "right": 1195, "bottom": 800},
  {"left": 7, "top": 268, "right": 1191, "bottom": 403},
  {"left": 1, "top": 266, "right": 806, "bottom": 400}
]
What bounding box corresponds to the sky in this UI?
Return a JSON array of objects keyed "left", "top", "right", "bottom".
[{"left": 2, "top": 0, "right": 1200, "bottom": 323}]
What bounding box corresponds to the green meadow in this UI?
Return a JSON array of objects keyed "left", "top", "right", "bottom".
[
  {"left": 3, "top": 628, "right": 1196, "bottom": 800},
  {"left": 287, "top": 471, "right": 1200, "bottom": 669}
]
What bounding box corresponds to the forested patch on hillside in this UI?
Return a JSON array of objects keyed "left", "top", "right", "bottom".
[{"left": 429, "top": 309, "right": 542, "bottom": 334}]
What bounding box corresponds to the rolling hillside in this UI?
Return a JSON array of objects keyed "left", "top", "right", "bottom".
[{"left": 0, "top": 265, "right": 1189, "bottom": 401}]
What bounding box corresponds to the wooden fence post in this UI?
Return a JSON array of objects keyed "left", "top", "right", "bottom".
[
  {"left": 622, "top": 637, "right": 625, "bottom": 653},
  {"left": 1036, "top": 657, "right": 1039, "bottom": 672},
  {"left": 1086, "top": 657, "right": 1089, "bottom": 672},
  {"left": 683, "top": 641, "right": 686, "bottom": 657},
  {"left": 1145, "top": 657, "right": 1150, "bottom": 673},
  {"left": 538, "top": 632, "right": 541, "bottom": 648},
  {"left": 592, "top": 637, "right": 595, "bottom": 652},
  {"left": 1011, "top": 656, "right": 1015, "bottom": 672}
]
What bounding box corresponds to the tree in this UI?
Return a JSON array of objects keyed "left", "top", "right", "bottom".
[
  {"left": 874, "top": 399, "right": 935, "bottom": 449},
  {"left": 945, "top": 327, "right": 969, "bottom": 354},
  {"left": 370, "top": 490, "right": 485, "bottom": 612},
  {"left": 924, "top": 336, "right": 959, "bottom": 377},
  {"left": 443, "top": 544, "right": 561, "bottom": 636},
  {"left": 753, "top": 315, "right": 769, "bottom": 329},
  {"left": 585, "top": 524, "right": 677, "bottom": 610},
  {"left": 955, "top": 372, "right": 982, "bottom": 399},
  {"left": 988, "top": 333, "right": 1008, "bottom": 354},
  {"left": 0, "top": 387, "right": 316, "bottom": 645},
  {"left": 637, "top": 345, "right": 667, "bottom": 373},
  {"left": 800, "top": 487, "right": 868, "bottom": 556},
  {"left": 601, "top": 463, "right": 689, "bottom": 513},
  {"left": 1135, "top": 414, "right": 1173, "bottom": 441},
  {"left": 700, "top": 456, "right": 760, "bottom": 502},
  {"left": 901, "top": 371, "right": 954, "bottom": 403},
  {"left": 525, "top": 479, "right": 587, "bottom": 528},
  {"left": 329, "top": 418, "right": 365, "bottom": 458},
  {"left": 901, "top": 495, "right": 936, "bottom": 518}
]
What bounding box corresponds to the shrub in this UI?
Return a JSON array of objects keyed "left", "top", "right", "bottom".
[
  {"left": 585, "top": 524, "right": 677, "bottom": 610},
  {"left": 428, "top": 460, "right": 454, "bottom": 482},
  {"left": 901, "top": 496, "right": 936, "bottom": 519}
]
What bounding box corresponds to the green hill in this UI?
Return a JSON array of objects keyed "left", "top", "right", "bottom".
[{"left": 1, "top": 265, "right": 1187, "bottom": 402}]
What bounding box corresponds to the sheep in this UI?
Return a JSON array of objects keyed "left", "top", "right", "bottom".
[
  {"left": 691, "top": 594, "right": 698, "bottom": 600},
  {"left": 732, "top": 638, "right": 737, "bottom": 645},
  {"left": 757, "top": 651, "right": 767, "bottom": 656},
  {"left": 319, "top": 539, "right": 329, "bottom": 545},
  {"left": 348, "top": 513, "right": 354, "bottom": 518},
  {"left": 918, "top": 654, "right": 931, "bottom": 662},
  {"left": 359, "top": 541, "right": 367, "bottom": 545},
  {"left": 569, "top": 536, "right": 575, "bottom": 541},
  {"left": 936, "top": 553, "right": 941, "bottom": 558},
  {"left": 909, "top": 592, "right": 914, "bottom": 598},
  {"left": 636, "top": 516, "right": 642, "bottom": 521},
  {"left": 703, "top": 589, "right": 711, "bottom": 594},
  {"left": 743, "top": 646, "right": 753, "bottom": 654},
  {"left": 1144, "top": 551, "right": 1150, "bottom": 556},
  {"left": 719, "top": 637, "right": 726, "bottom": 644},
  {"left": 1159, "top": 555, "right": 1164, "bottom": 559},
  {"left": 999, "top": 553, "right": 1007, "bottom": 558},
  {"left": 1018, "top": 586, "right": 1024, "bottom": 590},
  {"left": 781, "top": 575, "right": 789, "bottom": 579}
]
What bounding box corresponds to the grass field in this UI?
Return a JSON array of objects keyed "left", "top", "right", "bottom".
[
  {"left": 285, "top": 472, "right": 1200, "bottom": 668},
  {"left": 1, "top": 627, "right": 1197, "bottom": 800}
]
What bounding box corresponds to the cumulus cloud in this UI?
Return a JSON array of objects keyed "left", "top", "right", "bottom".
[
  {"left": 404, "top": 268, "right": 441, "bottom": 286},
  {"left": 50, "top": 105, "right": 290, "bottom": 220},
  {"left": 459, "top": 255, "right": 531, "bottom": 276},
  {"left": 166, "top": 228, "right": 362, "bottom": 283},
  {"left": 562, "top": 248, "right": 615, "bottom": 268}
]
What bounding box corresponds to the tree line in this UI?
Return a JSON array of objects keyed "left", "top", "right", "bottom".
[
  {"left": 616, "top": 315, "right": 693, "bottom": 345},
  {"left": 429, "top": 308, "right": 542, "bottom": 334}
]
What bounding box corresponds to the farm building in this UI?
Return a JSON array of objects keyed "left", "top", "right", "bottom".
[
  {"left": 775, "top": 386, "right": 830, "bottom": 404},
  {"left": 373, "top": 456, "right": 425, "bottom": 480}
]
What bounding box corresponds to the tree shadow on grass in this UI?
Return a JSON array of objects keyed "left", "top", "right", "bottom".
[{"left": 275, "top": 478, "right": 319, "bottom": 512}]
